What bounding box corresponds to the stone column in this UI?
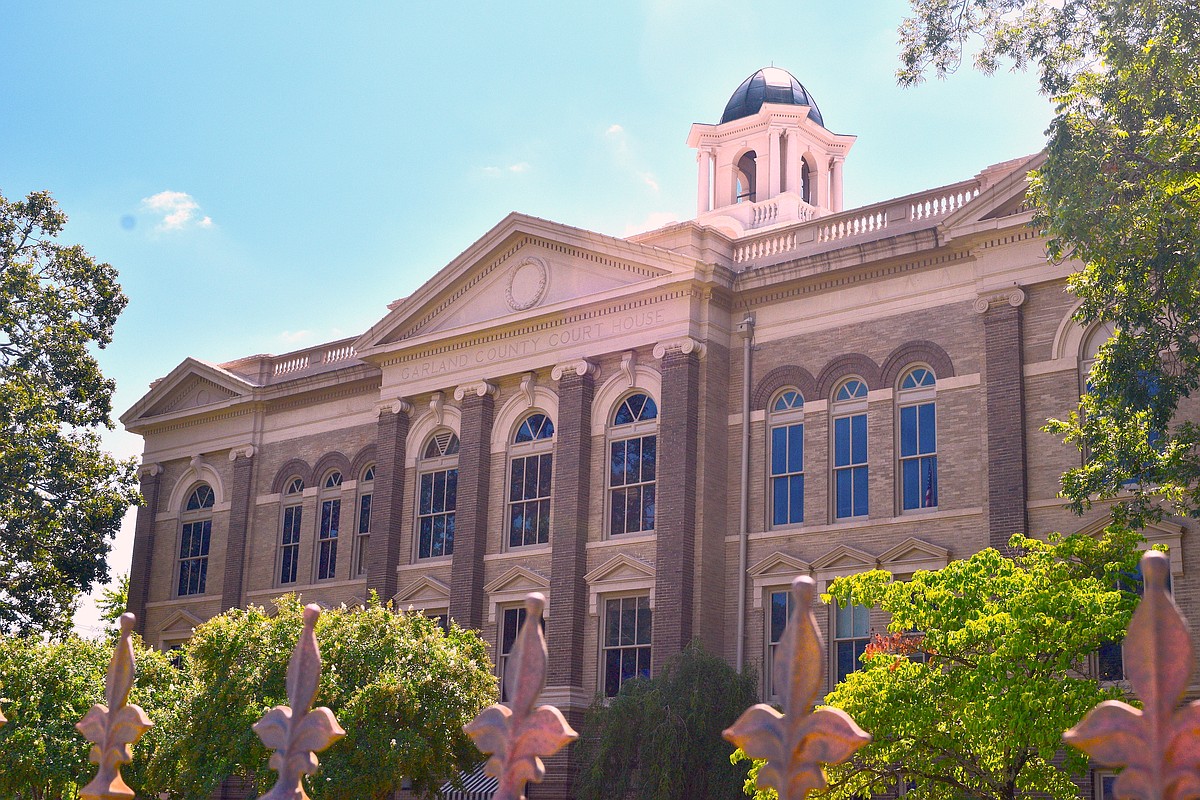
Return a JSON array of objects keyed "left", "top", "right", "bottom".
[
  {"left": 696, "top": 149, "right": 712, "bottom": 215},
  {"left": 977, "top": 287, "right": 1029, "bottom": 550},
  {"left": 831, "top": 157, "right": 845, "bottom": 212},
  {"left": 547, "top": 360, "right": 596, "bottom": 688},
  {"left": 127, "top": 463, "right": 162, "bottom": 635},
  {"left": 651, "top": 338, "right": 703, "bottom": 674},
  {"left": 786, "top": 132, "right": 803, "bottom": 198},
  {"left": 767, "top": 128, "right": 782, "bottom": 198},
  {"left": 451, "top": 380, "right": 496, "bottom": 629},
  {"left": 220, "top": 445, "right": 256, "bottom": 611},
  {"left": 812, "top": 161, "right": 826, "bottom": 210},
  {"left": 366, "top": 399, "right": 412, "bottom": 602},
  {"left": 538, "top": 360, "right": 596, "bottom": 800}
]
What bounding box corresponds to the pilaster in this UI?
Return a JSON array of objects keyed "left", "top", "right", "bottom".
[
  {"left": 977, "top": 287, "right": 1029, "bottom": 550},
  {"left": 366, "top": 398, "right": 412, "bottom": 601},
  {"left": 220, "top": 445, "right": 256, "bottom": 610},
  {"left": 451, "top": 380, "right": 497, "bottom": 629},
  {"left": 651, "top": 338, "right": 702, "bottom": 674},
  {"left": 128, "top": 463, "right": 162, "bottom": 634}
]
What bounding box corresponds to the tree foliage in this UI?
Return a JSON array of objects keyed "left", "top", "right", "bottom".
[
  {"left": 0, "top": 189, "right": 139, "bottom": 637},
  {"left": 736, "top": 529, "right": 1144, "bottom": 800},
  {"left": 576, "top": 641, "right": 757, "bottom": 800},
  {"left": 95, "top": 574, "right": 129, "bottom": 627},
  {"left": 0, "top": 630, "right": 179, "bottom": 800},
  {"left": 897, "top": 0, "right": 1200, "bottom": 527},
  {"left": 142, "top": 595, "right": 496, "bottom": 800}
]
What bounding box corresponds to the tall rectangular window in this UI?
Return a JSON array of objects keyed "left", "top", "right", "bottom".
[
  {"left": 771, "top": 423, "right": 804, "bottom": 525},
  {"left": 900, "top": 402, "right": 937, "bottom": 510},
  {"left": 509, "top": 452, "right": 552, "bottom": 547},
  {"left": 834, "top": 413, "right": 868, "bottom": 519},
  {"left": 355, "top": 492, "right": 371, "bottom": 577},
  {"left": 280, "top": 505, "right": 302, "bottom": 584},
  {"left": 603, "top": 595, "right": 652, "bottom": 696},
  {"left": 316, "top": 499, "right": 340, "bottom": 580},
  {"left": 499, "top": 606, "right": 528, "bottom": 702},
  {"left": 609, "top": 435, "right": 656, "bottom": 535},
  {"left": 177, "top": 520, "right": 211, "bottom": 596},
  {"left": 834, "top": 600, "right": 870, "bottom": 683},
  {"left": 767, "top": 589, "right": 794, "bottom": 697},
  {"left": 418, "top": 468, "right": 457, "bottom": 558}
]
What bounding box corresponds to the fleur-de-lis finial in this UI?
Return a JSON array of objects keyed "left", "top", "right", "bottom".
[
  {"left": 253, "top": 604, "right": 346, "bottom": 800},
  {"left": 76, "top": 613, "right": 153, "bottom": 800},
  {"left": 464, "top": 593, "right": 578, "bottom": 800},
  {"left": 724, "top": 576, "right": 871, "bottom": 800},
  {"left": 1064, "top": 550, "right": 1200, "bottom": 800}
]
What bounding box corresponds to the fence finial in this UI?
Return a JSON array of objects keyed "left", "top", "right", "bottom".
[
  {"left": 253, "top": 604, "right": 346, "bottom": 800},
  {"left": 76, "top": 613, "right": 153, "bottom": 800},
  {"left": 724, "top": 576, "right": 870, "bottom": 800},
  {"left": 1064, "top": 550, "right": 1200, "bottom": 800},
  {"left": 465, "top": 592, "right": 578, "bottom": 800}
]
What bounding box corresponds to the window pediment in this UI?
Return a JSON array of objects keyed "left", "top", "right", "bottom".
[{"left": 584, "top": 554, "right": 656, "bottom": 614}]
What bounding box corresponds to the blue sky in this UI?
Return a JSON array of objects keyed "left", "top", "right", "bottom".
[{"left": 0, "top": 1, "right": 1053, "bottom": 634}]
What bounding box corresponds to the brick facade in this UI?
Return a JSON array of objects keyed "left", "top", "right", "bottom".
[{"left": 121, "top": 147, "right": 1200, "bottom": 800}]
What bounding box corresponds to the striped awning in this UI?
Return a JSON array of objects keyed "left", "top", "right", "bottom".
[{"left": 440, "top": 764, "right": 498, "bottom": 800}]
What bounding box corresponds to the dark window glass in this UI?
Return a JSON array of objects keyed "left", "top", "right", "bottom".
[
  {"left": 418, "top": 469, "right": 456, "bottom": 558},
  {"left": 177, "top": 520, "right": 211, "bottom": 596},
  {"left": 834, "top": 600, "right": 870, "bottom": 683},
  {"left": 834, "top": 412, "right": 868, "bottom": 519},
  {"left": 280, "top": 505, "right": 302, "bottom": 584},
  {"left": 900, "top": 400, "right": 938, "bottom": 510},
  {"left": 317, "top": 499, "right": 340, "bottom": 580},
  {"left": 603, "top": 596, "right": 651, "bottom": 696},
  {"left": 609, "top": 435, "right": 657, "bottom": 535}
]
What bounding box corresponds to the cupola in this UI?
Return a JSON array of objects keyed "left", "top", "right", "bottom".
[{"left": 687, "top": 68, "right": 856, "bottom": 237}]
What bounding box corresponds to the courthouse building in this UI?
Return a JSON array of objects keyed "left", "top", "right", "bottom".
[{"left": 123, "top": 68, "right": 1196, "bottom": 798}]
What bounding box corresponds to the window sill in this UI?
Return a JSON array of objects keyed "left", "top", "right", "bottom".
[
  {"left": 588, "top": 532, "right": 656, "bottom": 549},
  {"left": 146, "top": 595, "right": 216, "bottom": 609},
  {"left": 487, "top": 545, "right": 552, "bottom": 561}
]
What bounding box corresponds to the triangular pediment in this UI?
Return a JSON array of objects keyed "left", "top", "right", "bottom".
[
  {"left": 748, "top": 552, "right": 812, "bottom": 579},
  {"left": 811, "top": 545, "right": 877, "bottom": 573},
  {"left": 1073, "top": 515, "right": 1185, "bottom": 576},
  {"left": 877, "top": 537, "right": 949, "bottom": 576},
  {"left": 939, "top": 152, "right": 1045, "bottom": 241},
  {"left": 159, "top": 608, "right": 205, "bottom": 636},
  {"left": 483, "top": 566, "right": 551, "bottom": 596},
  {"left": 355, "top": 213, "right": 690, "bottom": 352},
  {"left": 584, "top": 553, "right": 656, "bottom": 585},
  {"left": 121, "top": 358, "right": 255, "bottom": 431},
  {"left": 394, "top": 575, "right": 451, "bottom": 607}
]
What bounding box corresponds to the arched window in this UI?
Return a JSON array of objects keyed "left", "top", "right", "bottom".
[
  {"left": 417, "top": 431, "right": 459, "bottom": 559},
  {"left": 801, "top": 156, "right": 813, "bottom": 205},
  {"left": 177, "top": 484, "right": 214, "bottom": 597},
  {"left": 508, "top": 413, "right": 554, "bottom": 548},
  {"left": 832, "top": 378, "right": 868, "bottom": 520},
  {"left": 315, "top": 471, "right": 343, "bottom": 581},
  {"left": 898, "top": 367, "right": 938, "bottom": 511},
  {"left": 735, "top": 151, "right": 757, "bottom": 203},
  {"left": 608, "top": 393, "right": 658, "bottom": 537},
  {"left": 279, "top": 477, "right": 304, "bottom": 585},
  {"left": 769, "top": 389, "right": 805, "bottom": 526},
  {"left": 1080, "top": 322, "right": 1117, "bottom": 395},
  {"left": 354, "top": 464, "right": 375, "bottom": 577}
]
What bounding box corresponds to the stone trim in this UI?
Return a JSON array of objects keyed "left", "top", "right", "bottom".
[
  {"left": 815, "top": 352, "right": 883, "bottom": 397},
  {"left": 879, "top": 340, "right": 956, "bottom": 388},
  {"left": 751, "top": 365, "right": 819, "bottom": 410}
]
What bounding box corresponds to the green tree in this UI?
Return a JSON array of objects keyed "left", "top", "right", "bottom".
[
  {"left": 735, "top": 529, "right": 1143, "bottom": 800},
  {"left": 95, "top": 574, "right": 129, "bottom": 628},
  {"left": 576, "top": 641, "right": 757, "bottom": 800},
  {"left": 0, "top": 190, "right": 139, "bottom": 637},
  {"left": 0, "top": 630, "right": 179, "bottom": 800},
  {"left": 896, "top": 0, "right": 1200, "bottom": 528},
  {"left": 143, "top": 596, "right": 496, "bottom": 800}
]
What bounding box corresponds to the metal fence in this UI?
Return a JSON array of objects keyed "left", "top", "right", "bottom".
[{"left": 7, "top": 550, "right": 1189, "bottom": 800}]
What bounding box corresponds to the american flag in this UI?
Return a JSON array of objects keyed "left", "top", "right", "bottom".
[{"left": 923, "top": 460, "right": 936, "bottom": 507}]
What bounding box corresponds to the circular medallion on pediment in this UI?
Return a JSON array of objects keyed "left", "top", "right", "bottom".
[{"left": 505, "top": 256, "right": 549, "bottom": 311}]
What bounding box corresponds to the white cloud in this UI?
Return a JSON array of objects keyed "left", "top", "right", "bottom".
[
  {"left": 140, "top": 190, "right": 213, "bottom": 231},
  {"left": 638, "top": 172, "right": 660, "bottom": 193},
  {"left": 623, "top": 211, "right": 679, "bottom": 237},
  {"left": 606, "top": 124, "right": 625, "bottom": 136},
  {"left": 482, "top": 162, "right": 531, "bottom": 177},
  {"left": 278, "top": 330, "right": 314, "bottom": 344}
]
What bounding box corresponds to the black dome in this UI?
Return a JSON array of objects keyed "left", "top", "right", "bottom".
[{"left": 720, "top": 67, "right": 824, "bottom": 126}]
